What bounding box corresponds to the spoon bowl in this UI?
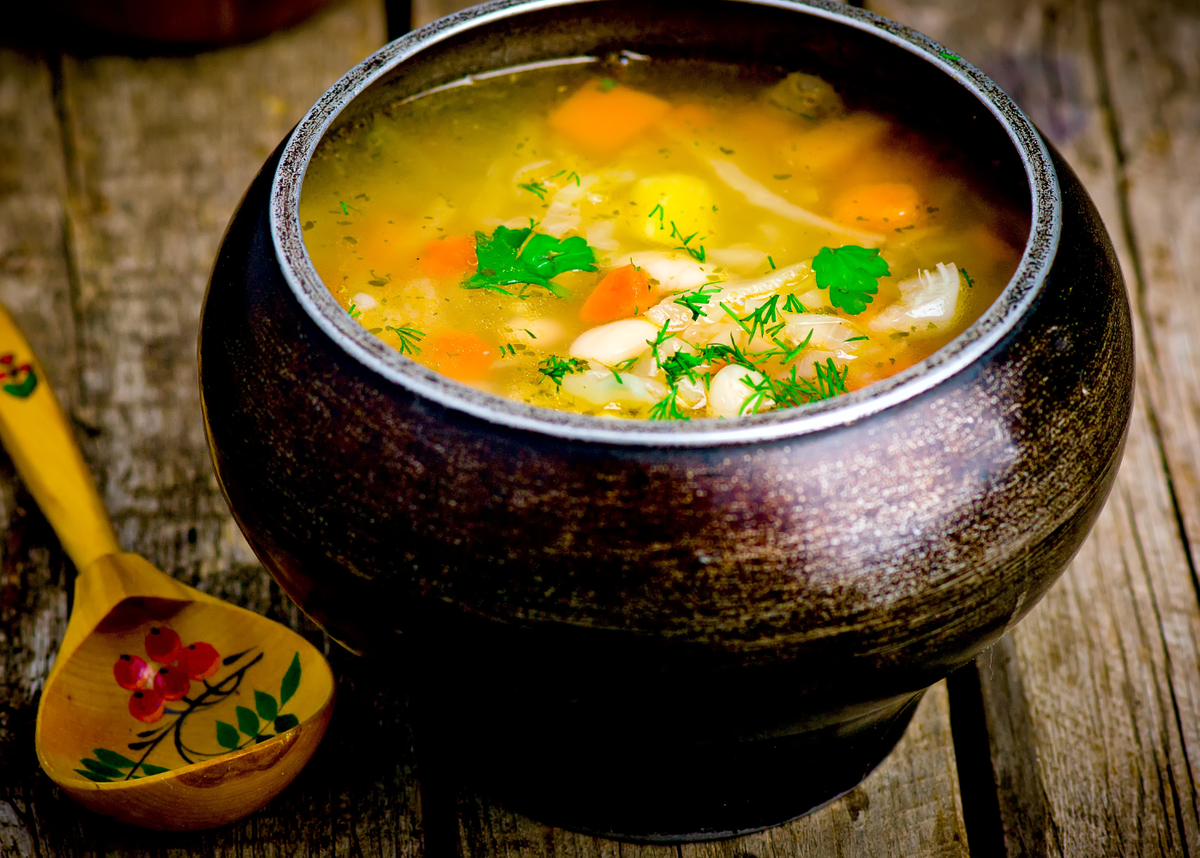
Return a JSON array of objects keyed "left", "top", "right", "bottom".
[{"left": 0, "top": 304, "right": 334, "bottom": 830}]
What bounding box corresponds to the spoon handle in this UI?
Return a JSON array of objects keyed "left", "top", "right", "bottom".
[{"left": 0, "top": 304, "right": 121, "bottom": 570}]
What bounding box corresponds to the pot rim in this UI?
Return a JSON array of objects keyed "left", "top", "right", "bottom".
[{"left": 270, "top": 0, "right": 1059, "bottom": 448}]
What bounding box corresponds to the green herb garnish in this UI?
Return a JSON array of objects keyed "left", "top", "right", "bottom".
[
  {"left": 386, "top": 324, "right": 425, "bottom": 355},
  {"left": 961, "top": 267, "right": 974, "bottom": 288},
  {"left": 670, "top": 221, "right": 707, "bottom": 263},
  {"left": 537, "top": 355, "right": 589, "bottom": 387},
  {"left": 739, "top": 358, "right": 847, "bottom": 412},
  {"left": 518, "top": 181, "right": 549, "bottom": 200},
  {"left": 464, "top": 226, "right": 596, "bottom": 299},
  {"left": 674, "top": 285, "right": 722, "bottom": 320},
  {"left": 660, "top": 350, "right": 706, "bottom": 387},
  {"left": 812, "top": 245, "right": 890, "bottom": 315},
  {"left": 783, "top": 293, "right": 805, "bottom": 313},
  {"left": 645, "top": 320, "right": 676, "bottom": 361},
  {"left": 648, "top": 386, "right": 690, "bottom": 421}
]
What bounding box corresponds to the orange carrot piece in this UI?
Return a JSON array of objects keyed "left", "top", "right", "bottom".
[
  {"left": 661, "top": 103, "right": 712, "bottom": 133},
  {"left": 579, "top": 265, "right": 654, "bottom": 323},
  {"left": 424, "top": 332, "right": 494, "bottom": 382},
  {"left": 549, "top": 80, "right": 671, "bottom": 157},
  {"left": 419, "top": 236, "right": 478, "bottom": 279},
  {"left": 832, "top": 182, "right": 923, "bottom": 232}
]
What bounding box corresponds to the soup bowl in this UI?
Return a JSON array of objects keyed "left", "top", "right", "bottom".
[{"left": 199, "top": 0, "right": 1133, "bottom": 842}]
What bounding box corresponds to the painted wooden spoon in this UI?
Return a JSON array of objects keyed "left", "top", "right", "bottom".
[{"left": 0, "top": 304, "right": 335, "bottom": 829}]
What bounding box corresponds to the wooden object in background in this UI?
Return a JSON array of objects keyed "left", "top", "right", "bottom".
[
  {"left": 0, "top": 304, "right": 335, "bottom": 830},
  {"left": 871, "top": 0, "right": 1200, "bottom": 855}
]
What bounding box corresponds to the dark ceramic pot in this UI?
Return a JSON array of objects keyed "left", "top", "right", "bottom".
[{"left": 200, "top": 0, "right": 1133, "bottom": 842}]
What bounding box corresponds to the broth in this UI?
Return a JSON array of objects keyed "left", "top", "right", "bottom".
[{"left": 300, "top": 55, "right": 1027, "bottom": 419}]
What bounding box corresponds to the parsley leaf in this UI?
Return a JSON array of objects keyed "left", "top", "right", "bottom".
[
  {"left": 464, "top": 226, "right": 597, "bottom": 298},
  {"left": 811, "top": 245, "right": 890, "bottom": 315}
]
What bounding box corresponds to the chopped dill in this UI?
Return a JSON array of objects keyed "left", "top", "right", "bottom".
[
  {"left": 645, "top": 320, "right": 676, "bottom": 361},
  {"left": 518, "top": 181, "right": 549, "bottom": 200},
  {"left": 674, "top": 284, "right": 722, "bottom": 320},
  {"left": 386, "top": 324, "right": 425, "bottom": 355},
  {"left": 782, "top": 293, "right": 806, "bottom": 313},
  {"left": 660, "top": 350, "right": 706, "bottom": 387},
  {"left": 537, "top": 355, "right": 589, "bottom": 387},
  {"left": 670, "top": 221, "right": 707, "bottom": 262},
  {"left": 648, "top": 386, "right": 690, "bottom": 421}
]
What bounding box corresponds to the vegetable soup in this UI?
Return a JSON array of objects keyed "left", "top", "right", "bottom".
[{"left": 300, "top": 55, "right": 1027, "bottom": 420}]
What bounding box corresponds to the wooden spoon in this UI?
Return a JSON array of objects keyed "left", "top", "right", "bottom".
[{"left": 0, "top": 304, "right": 335, "bottom": 830}]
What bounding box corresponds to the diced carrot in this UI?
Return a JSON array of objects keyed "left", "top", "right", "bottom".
[
  {"left": 832, "top": 182, "right": 924, "bottom": 232},
  {"left": 548, "top": 80, "right": 671, "bottom": 157},
  {"left": 661, "top": 103, "right": 712, "bottom": 133},
  {"left": 424, "top": 332, "right": 494, "bottom": 382},
  {"left": 846, "top": 352, "right": 921, "bottom": 391},
  {"left": 419, "top": 236, "right": 477, "bottom": 279},
  {"left": 579, "top": 265, "right": 654, "bottom": 323},
  {"left": 781, "top": 113, "right": 891, "bottom": 173}
]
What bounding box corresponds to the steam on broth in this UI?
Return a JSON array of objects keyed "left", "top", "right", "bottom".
[{"left": 300, "top": 55, "right": 1027, "bottom": 419}]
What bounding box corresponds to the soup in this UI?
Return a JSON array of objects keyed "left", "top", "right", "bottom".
[{"left": 300, "top": 55, "right": 1026, "bottom": 420}]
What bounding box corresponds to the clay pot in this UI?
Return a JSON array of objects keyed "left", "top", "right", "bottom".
[{"left": 200, "top": 0, "right": 1133, "bottom": 841}]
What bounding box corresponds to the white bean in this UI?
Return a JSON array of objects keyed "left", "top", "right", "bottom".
[
  {"left": 569, "top": 318, "right": 661, "bottom": 367},
  {"left": 709, "top": 364, "right": 771, "bottom": 417}
]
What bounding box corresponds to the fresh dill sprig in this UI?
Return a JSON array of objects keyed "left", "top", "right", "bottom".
[
  {"left": 670, "top": 221, "right": 707, "bottom": 263},
  {"left": 648, "top": 385, "right": 690, "bottom": 421},
  {"left": 783, "top": 293, "right": 806, "bottom": 313},
  {"left": 537, "top": 355, "right": 589, "bottom": 387},
  {"left": 518, "top": 181, "right": 549, "bottom": 200},
  {"left": 645, "top": 320, "right": 675, "bottom": 361},
  {"left": 386, "top": 324, "right": 425, "bottom": 355},
  {"left": 660, "top": 350, "right": 706, "bottom": 387},
  {"left": 673, "top": 285, "right": 722, "bottom": 320}
]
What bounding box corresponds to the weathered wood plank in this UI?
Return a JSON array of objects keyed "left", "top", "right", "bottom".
[
  {"left": 1097, "top": 0, "right": 1200, "bottom": 791},
  {"left": 452, "top": 682, "right": 966, "bottom": 858},
  {"left": 0, "top": 44, "right": 76, "bottom": 858},
  {"left": 0, "top": 2, "right": 434, "bottom": 855},
  {"left": 683, "top": 681, "right": 967, "bottom": 858},
  {"left": 870, "top": 0, "right": 1200, "bottom": 855}
]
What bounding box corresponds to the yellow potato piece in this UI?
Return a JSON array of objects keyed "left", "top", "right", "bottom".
[{"left": 630, "top": 174, "right": 715, "bottom": 248}]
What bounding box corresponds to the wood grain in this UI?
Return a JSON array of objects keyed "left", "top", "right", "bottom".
[
  {"left": 871, "top": 0, "right": 1200, "bottom": 855},
  {"left": 0, "top": 2, "right": 430, "bottom": 855}
]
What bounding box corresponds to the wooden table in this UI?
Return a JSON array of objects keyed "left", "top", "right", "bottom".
[{"left": 1, "top": 0, "right": 1197, "bottom": 854}]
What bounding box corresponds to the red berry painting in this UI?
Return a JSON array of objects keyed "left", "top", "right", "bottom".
[
  {"left": 73, "top": 626, "right": 304, "bottom": 783},
  {"left": 0, "top": 353, "right": 37, "bottom": 399}
]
